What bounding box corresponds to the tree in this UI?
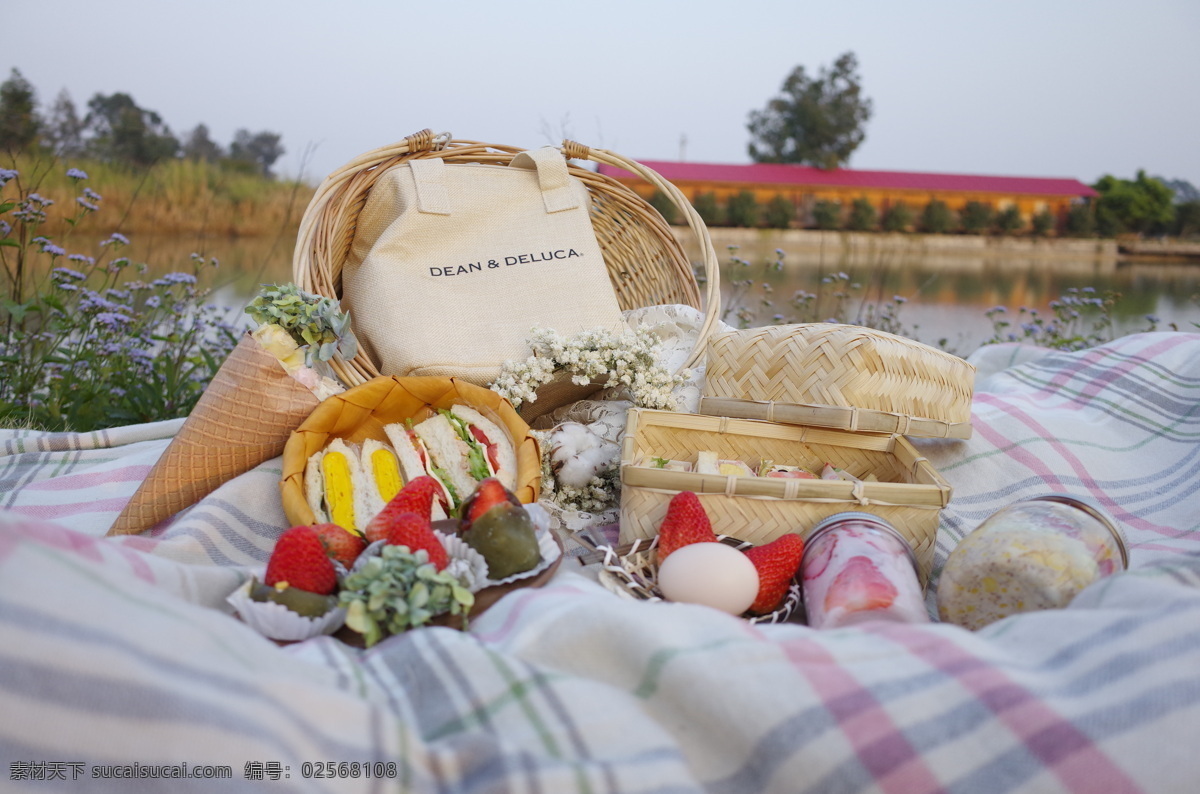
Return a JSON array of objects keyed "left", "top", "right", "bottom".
[
  {"left": 881, "top": 201, "right": 913, "bottom": 232},
  {"left": 41, "top": 89, "right": 86, "bottom": 157},
  {"left": 1093, "top": 170, "right": 1175, "bottom": 236},
  {"left": 1173, "top": 201, "right": 1200, "bottom": 238},
  {"left": 747, "top": 52, "right": 872, "bottom": 169},
  {"left": 812, "top": 199, "right": 841, "bottom": 230},
  {"left": 229, "top": 129, "right": 285, "bottom": 178},
  {"left": 1030, "top": 209, "right": 1055, "bottom": 237},
  {"left": 647, "top": 189, "right": 678, "bottom": 225},
  {"left": 0, "top": 68, "right": 40, "bottom": 153},
  {"left": 692, "top": 192, "right": 723, "bottom": 227},
  {"left": 84, "top": 92, "right": 178, "bottom": 166},
  {"left": 1064, "top": 203, "right": 1095, "bottom": 237},
  {"left": 725, "top": 191, "right": 760, "bottom": 227},
  {"left": 995, "top": 205, "right": 1024, "bottom": 235},
  {"left": 763, "top": 195, "right": 794, "bottom": 229},
  {"left": 846, "top": 197, "right": 877, "bottom": 231},
  {"left": 960, "top": 201, "right": 994, "bottom": 234},
  {"left": 920, "top": 199, "right": 955, "bottom": 234},
  {"left": 182, "top": 123, "right": 224, "bottom": 163}
]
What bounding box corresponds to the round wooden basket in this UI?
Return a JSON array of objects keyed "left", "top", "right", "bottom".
[{"left": 293, "top": 129, "right": 721, "bottom": 394}]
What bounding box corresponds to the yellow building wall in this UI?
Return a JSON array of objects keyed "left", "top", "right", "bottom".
[{"left": 619, "top": 179, "right": 1078, "bottom": 224}]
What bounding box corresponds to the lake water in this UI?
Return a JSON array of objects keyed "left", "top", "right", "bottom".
[{"left": 88, "top": 230, "right": 1200, "bottom": 357}]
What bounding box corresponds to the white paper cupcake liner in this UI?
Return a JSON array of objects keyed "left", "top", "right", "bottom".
[{"left": 227, "top": 576, "right": 346, "bottom": 641}]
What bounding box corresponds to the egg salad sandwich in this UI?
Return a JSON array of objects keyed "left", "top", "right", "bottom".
[{"left": 304, "top": 438, "right": 374, "bottom": 535}]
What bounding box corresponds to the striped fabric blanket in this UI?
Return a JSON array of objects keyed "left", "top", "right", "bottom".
[{"left": 2, "top": 330, "right": 1199, "bottom": 793}]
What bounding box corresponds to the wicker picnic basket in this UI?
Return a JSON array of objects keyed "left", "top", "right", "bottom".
[
  {"left": 700, "top": 324, "right": 976, "bottom": 439},
  {"left": 292, "top": 129, "right": 721, "bottom": 417}
]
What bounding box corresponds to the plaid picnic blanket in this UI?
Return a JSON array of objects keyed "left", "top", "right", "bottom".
[{"left": 2, "top": 330, "right": 1199, "bottom": 793}]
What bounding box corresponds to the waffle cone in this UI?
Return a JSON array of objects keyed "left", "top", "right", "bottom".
[{"left": 107, "top": 333, "right": 321, "bottom": 536}]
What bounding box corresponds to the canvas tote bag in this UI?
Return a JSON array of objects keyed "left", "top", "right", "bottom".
[{"left": 340, "top": 146, "right": 627, "bottom": 386}]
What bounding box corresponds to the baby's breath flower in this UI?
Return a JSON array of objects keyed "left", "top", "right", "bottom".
[{"left": 490, "top": 324, "right": 687, "bottom": 411}]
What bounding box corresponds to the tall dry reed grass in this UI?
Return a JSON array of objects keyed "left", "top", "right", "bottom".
[{"left": 6, "top": 154, "right": 314, "bottom": 238}]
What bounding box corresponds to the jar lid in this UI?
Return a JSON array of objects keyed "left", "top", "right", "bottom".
[
  {"left": 804, "top": 511, "right": 919, "bottom": 570},
  {"left": 1026, "top": 493, "right": 1130, "bottom": 569}
]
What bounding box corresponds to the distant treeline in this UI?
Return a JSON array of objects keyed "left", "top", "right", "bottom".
[
  {"left": 0, "top": 68, "right": 285, "bottom": 178},
  {"left": 0, "top": 69, "right": 311, "bottom": 237}
]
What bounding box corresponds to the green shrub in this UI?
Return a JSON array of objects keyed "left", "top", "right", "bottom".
[
  {"left": 1064, "top": 203, "right": 1095, "bottom": 237},
  {"left": 881, "top": 201, "right": 913, "bottom": 232},
  {"left": 764, "top": 195, "right": 794, "bottom": 229},
  {"left": 920, "top": 199, "right": 955, "bottom": 234},
  {"left": 995, "top": 205, "right": 1024, "bottom": 235},
  {"left": 725, "top": 191, "right": 760, "bottom": 228},
  {"left": 1031, "top": 209, "right": 1055, "bottom": 237},
  {"left": 846, "top": 197, "right": 877, "bottom": 231},
  {"left": 960, "top": 201, "right": 994, "bottom": 234},
  {"left": 648, "top": 189, "right": 678, "bottom": 225},
  {"left": 692, "top": 191, "right": 723, "bottom": 226},
  {"left": 812, "top": 199, "right": 842, "bottom": 230}
]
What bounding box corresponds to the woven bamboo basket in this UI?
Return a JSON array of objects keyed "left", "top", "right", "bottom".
[
  {"left": 619, "top": 409, "right": 950, "bottom": 582},
  {"left": 700, "top": 324, "right": 976, "bottom": 439},
  {"left": 292, "top": 129, "right": 721, "bottom": 417},
  {"left": 595, "top": 535, "right": 802, "bottom": 624}
]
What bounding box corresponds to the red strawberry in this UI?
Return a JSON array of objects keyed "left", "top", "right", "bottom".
[
  {"left": 656, "top": 491, "right": 717, "bottom": 561},
  {"left": 364, "top": 476, "right": 442, "bottom": 543},
  {"left": 743, "top": 534, "right": 805, "bottom": 615},
  {"left": 310, "top": 522, "right": 367, "bottom": 568},
  {"left": 824, "top": 555, "right": 898, "bottom": 613},
  {"left": 459, "top": 477, "right": 519, "bottom": 531},
  {"left": 265, "top": 526, "right": 338, "bottom": 595},
  {"left": 383, "top": 511, "right": 450, "bottom": 571}
]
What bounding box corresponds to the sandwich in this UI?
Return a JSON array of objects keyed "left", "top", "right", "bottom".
[
  {"left": 696, "top": 450, "right": 755, "bottom": 477},
  {"left": 305, "top": 438, "right": 373, "bottom": 535},
  {"left": 381, "top": 404, "right": 517, "bottom": 517},
  {"left": 759, "top": 460, "right": 820, "bottom": 479}
]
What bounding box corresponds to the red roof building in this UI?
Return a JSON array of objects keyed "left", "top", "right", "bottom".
[{"left": 596, "top": 160, "right": 1097, "bottom": 226}]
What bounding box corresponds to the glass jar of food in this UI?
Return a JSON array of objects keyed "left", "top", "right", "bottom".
[
  {"left": 937, "top": 493, "right": 1129, "bottom": 631},
  {"left": 800, "top": 512, "right": 930, "bottom": 629}
]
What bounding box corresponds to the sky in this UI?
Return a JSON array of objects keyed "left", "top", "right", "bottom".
[{"left": 5, "top": 0, "right": 1199, "bottom": 189}]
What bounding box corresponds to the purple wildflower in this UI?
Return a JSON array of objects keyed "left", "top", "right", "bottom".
[
  {"left": 76, "top": 198, "right": 99, "bottom": 211},
  {"left": 101, "top": 232, "right": 130, "bottom": 247},
  {"left": 0, "top": 168, "right": 17, "bottom": 186},
  {"left": 66, "top": 168, "right": 89, "bottom": 180},
  {"left": 68, "top": 253, "right": 96, "bottom": 266},
  {"left": 145, "top": 296, "right": 161, "bottom": 309},
  {"left": 51, "top": 266, "right": 87, "bottom": 281},
  {"left": 41, "top": 242, "right": 67, "bottom": 257},
  {"left": 95, "top": 312, "right": 134, "bottom": 328},
  {"left": 83, "top": 187, "right": 102, "bottom": 201},
  {"left": 160, "top": 272, "right": 197, "bottom": 286}
]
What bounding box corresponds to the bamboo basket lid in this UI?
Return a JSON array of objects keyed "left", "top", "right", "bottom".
[{"left": 701, "top": 324, "right": 976, "bottom": 439}]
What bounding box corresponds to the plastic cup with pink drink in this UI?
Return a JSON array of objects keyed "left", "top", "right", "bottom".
[{"left": 800, "top": 512, "right": 930, "bottom": 629}]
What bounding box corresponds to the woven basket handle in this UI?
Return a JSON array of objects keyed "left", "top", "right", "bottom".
[{"left": 562, "top": 140, "right": 722, "bottom": 373}]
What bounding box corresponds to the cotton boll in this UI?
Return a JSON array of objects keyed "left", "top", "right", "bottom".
[{"left": 549, "top": 422, "right": 618, "bottom": 488}]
